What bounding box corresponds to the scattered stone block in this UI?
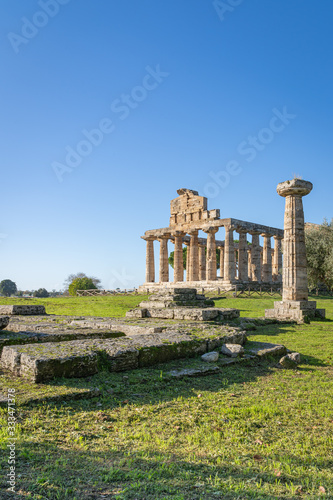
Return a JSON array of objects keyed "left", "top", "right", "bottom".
[
  {"left": 167, "top": 366, "right": 220, "bottom": 378},
  {"left": 0, "top": 316, "right": 10, "bottom": 330},
  {"left": 221, "top": 344, "right": 244, "bottom": 358},
  {"left": 279, "top": 352, "right": 301, "bottom": 368},
  {"left": 201, "top": 351, "right": 219, "bottom": 362},
  {"left": 247, "top": 342, "right": 287, "bottom": 358},
  {"left": 125, "top": 308, "right": 147, "bottom": 318},
  {"left": 0, "top": 305, "right": 46, "bottom": 316}
]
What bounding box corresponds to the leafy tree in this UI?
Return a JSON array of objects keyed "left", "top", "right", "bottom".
[
  {"left": 64, "top": 272, "right": 101, "bottom": 291},
  {"left": 34, "top": 288, "right": 49, "bottom": 298},
  {"left": 305, "top": 218, "right": 333, "bottom": 290},
  {"left": 0, "top": 279, "right": 17, "bottom": 297},
  {"left": 68, "top": 277, "right": 97, "bottom": 296}
]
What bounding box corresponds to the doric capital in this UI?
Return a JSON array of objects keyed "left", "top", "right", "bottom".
[
  {"left": 203, "top": 226, "right": 219, "bottom": 234},
  {"left": 277, "top": 178, "right": 313, "bottom": 198}
]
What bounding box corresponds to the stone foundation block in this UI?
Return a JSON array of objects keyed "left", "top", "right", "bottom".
[
  {"left": 0, "top": 305, "right": 46, "bottom": 316},
  {"left": 0, "top": 316, "right": 10, "bottom": 330}
]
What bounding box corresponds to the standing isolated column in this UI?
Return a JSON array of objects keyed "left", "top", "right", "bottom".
[
  {"left": 173, "top": 232, "right": 185, "bottom": 283},
  {"left": 272, "top": 236, "right": 283, "bottom": 282},
  {"left": 189, "top": 230, "right": 199, "bottom": 281},
  {"left": 158, "top": 234, "right": 170, "bottom": 283},
  {"left": 250, "top": 232, "right": 261, "bottom": 282},
  {"left": 237, "top": 231, "right": 248, "bottom": 282},
  {"left": 223, "top": 225, "right": 235, "bottom": 282},
  {"left": 277, "top": 180, "right": 312, "bottom": 301},
  {"left": 262, "top": 233, "right": 273, "bottom": 282},
  {"left": 204, "top": 227, "right": 218, "bottom": 280},
  {"left": 145, "top": 237, "right": 155, "bottom": 283},
  {"left": 199, "top": 243, "right": 206, "bottom": 281}
]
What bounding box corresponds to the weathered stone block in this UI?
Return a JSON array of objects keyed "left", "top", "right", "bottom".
[
  {"left": 0, "top": 305, "right": 46, "bottom": 316},
  {"left": 0, "top": 316, "right": 10, "bottom": 330},
  {"left": 201, "top": 351, "right": 219, "bottom": 362},
  {"left": 221, "top": 344, "right": 244, "bottom": 358}
]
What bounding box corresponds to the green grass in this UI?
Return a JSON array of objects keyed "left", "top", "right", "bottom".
[
  {"left": 0, "top": 295, "right": 145, "bottom": 318},
  {"left": 0, "top": 295, "right": 333, "bottom": 499}
]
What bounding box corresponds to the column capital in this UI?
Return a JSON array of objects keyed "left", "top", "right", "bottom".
[
  {"left": 188, "top": 229, "right": 199, "bottom": 236},
  {"left": 157, "top": 233, "right": 171, "bottom": 241},
  {"left": 203, "top": 226, "right": 219, "bottom": 234},
  {"left": 141, "top": 235, "right": 156, "bottom": 242},
  {"left": 261, "top": 232, "right": 273, "bottom": 238},
  {"left": 273, "top": 234, "right": 283, "bottom": 240}
]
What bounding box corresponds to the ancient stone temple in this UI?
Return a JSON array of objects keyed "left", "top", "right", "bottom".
[
  {"left": 139, "top": 188, "right": 284, "bottom": 292},
  {"left": 265, "top": 178, "right": 325, "bottom": 323}
]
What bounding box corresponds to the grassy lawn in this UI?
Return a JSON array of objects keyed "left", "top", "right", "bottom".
[{"left": 0, "top": 295, "right": 332, "bottom": 499}]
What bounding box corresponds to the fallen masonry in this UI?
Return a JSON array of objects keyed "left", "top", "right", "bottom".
[
  {"left": 0, "top": 305, "right": 46, "bottom": 316},
  {"left": 1, "top": 329, "right": 247, "bottom": 383},
  {"left": 126, "top": 288, "right": 240, "bottom": 321}
]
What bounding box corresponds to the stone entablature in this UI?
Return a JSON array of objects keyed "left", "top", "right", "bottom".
[{"left": 141, "top": 189, "right": 284, "bottom": 288}]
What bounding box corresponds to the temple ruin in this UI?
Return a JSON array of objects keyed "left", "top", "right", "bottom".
[{"left": 139, "top": 188, "right": 284, "bottom": 292}]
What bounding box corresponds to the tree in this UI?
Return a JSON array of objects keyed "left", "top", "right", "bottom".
[
  {"left": 68, "top": 277, "right": 97, "bottom": 296},
  {"left": 33, "top": 288, "right": 49, "bottom": 298},
  {"left": 0, "top": 279, "right": 17, "bottom": 297},
  {"left": 63, "top": 272, "right": 101, "bottom": 291},
  {"left": 305, "top": 218, "right": 333, "bottom": 290}
]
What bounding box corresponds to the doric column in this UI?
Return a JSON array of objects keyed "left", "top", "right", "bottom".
[
  {"left": 204, "top": 227, "right": 218, "bottom": 281},
  {"left": 250, "top": 231, "right": 261, "bottom": 282},
  {"left": 158, "top": 234, "right": 170, "bottom": 283},
  {"left": 184, "top": 241, "right": 191, "bottom": 282},
  {"left": 173, "top": 231, "right": 185, "bottom": 283},
  {"left": 144, "top": 237, "right": 155, "bottom": 283},
  {"left": 262, "top": 233, "right": 273, "bottom": 282},
  {"left": 272, "top": 236, "right": 283, "bottom": 282},
  {"left": 219, "top": 246, "right": 224, "bottom": 278},
  {"left": 277, "top": 180, "right": 312, "bottom": 301},
  {"left": 247, "top": 248, "right": 252, "bottom": 280},
  {"left": 189, "top": 230, "right": 199, "bottom": 281},
  {"left": 237, "top": 231, "right": 248, "bottom": 282},
  {"left": 223, "top": 225, "right": 235, "bottom": 282},
  {"left": 199, "top": 243, "right": 206, "bottom": 280}
]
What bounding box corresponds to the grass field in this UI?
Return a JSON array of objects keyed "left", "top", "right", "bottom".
[{"left": 0, "top": 294, "right": 332, "bottom": 499}]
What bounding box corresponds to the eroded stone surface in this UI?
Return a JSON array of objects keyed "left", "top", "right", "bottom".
[
  {"left": 201, "top": 351, "right": 219, "bottom": 362},
  {"left": 279, "top": 352, "right": 301, "bottom": 368},
  {"left": 0, "top": 305, "right": 46, "bottom": 316},
  {"left": 1, "top": 329, "right": 247, "bottom": 383},
  {"left": 0, "top": 316, "right": 10, "bottom": 330},
  {"left": 221, "top": 344, "right": 244, "bottom": 358}
]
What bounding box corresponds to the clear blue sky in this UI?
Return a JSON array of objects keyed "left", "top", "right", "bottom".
[{"left": 1, "top": 0, "right": 332, "bottom": 291}]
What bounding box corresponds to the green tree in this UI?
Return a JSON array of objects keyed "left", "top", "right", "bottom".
[
  {"left": 33, "top": 288, "right": 49, "bottom": 298},
  {"left": 68, "top": 277, "right": 97, "bottom": 296},
  {"left": 63, "top": 272, "right": 101, "bottom": 291},
  {"left": 305, "top": 218, "right": 333, "bottom": 290},
  {"left": 0, "top": 279, "right": 17, "bottom": 297}
]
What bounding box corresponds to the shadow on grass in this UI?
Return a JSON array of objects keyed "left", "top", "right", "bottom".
[{"left": 0, "top": 440, "right": 329, "bottom": 500}]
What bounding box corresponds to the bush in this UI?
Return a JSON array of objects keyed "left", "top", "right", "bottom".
[{"left": 68, "top": 277, "right": 97, "bottom": 296}]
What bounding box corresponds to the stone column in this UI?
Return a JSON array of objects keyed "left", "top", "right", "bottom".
[
  {"left": 265, "top": 178, "right": 324, "bottom": 323},
  {"left": 272, "top": 236, "right": 283, "bottom": 282},
  {"left": 158, "top": 234, "right": 170, "bottom": 283},
  {"left": 237, "top": 231, "right": 248, "bottom": 282},
  {"left": 278, "top": 180, "right": 311, "bottom": 301},
  {"left": 219, "top": 246, "right": 224, "bottom": 278},
  {"left": 189, "top": 230, "right": 199, "bottom": 281},
  {"left": 173, "top": 232, "right": 185, "bottom": 283},
  {"left": 204, "top": 227, "right": 218, "bottom": 281},
  {"left": 262, "top": 233, "right": 273, "bottom": 282},
  {"left": 250, "top": 232, "right": 261, "bottom": 282},
  {"left": 199, "top": 243, "right": 206, "bottom": 280},
  {"left": 144, "top": 237, "right": 155, "bottom": 283},
  {"left": 247, "top": 248, "right": 252, "bottom": 281},
  {"left": 223, "top": 225, "right": 235, "bottom": 282},
  {"left": 185, "top": 241, "right": 191, "bottom": 282}
]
